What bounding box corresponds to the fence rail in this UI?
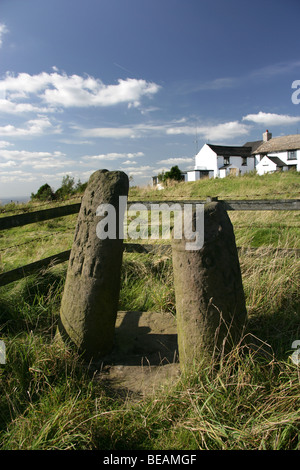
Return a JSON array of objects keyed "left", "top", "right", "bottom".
[
  {"left": 0, "top": 198, "right": 299, "bottom": 287},
  {"left": 0, "top": 203, "right": 81, "bottom": 231},
  {"left": 0, "top": 244, "right": 173, "bottom": 287},
  {"left": 1, "top": 198, "right": 299, "bottom": 232},
  {"left": 129, "top": 198, "right": 300, "bottom": 211}
]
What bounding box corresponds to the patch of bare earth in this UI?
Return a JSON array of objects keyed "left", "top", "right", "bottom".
[{"left": 96, "top": 311, "right": 180, "bottom": 399}]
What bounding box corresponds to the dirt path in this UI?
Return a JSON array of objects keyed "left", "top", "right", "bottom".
[{"left": 96, "top": 311, "right": 180, "bottom": 399}]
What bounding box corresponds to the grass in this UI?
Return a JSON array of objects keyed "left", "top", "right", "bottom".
[
  {"left": 0, "top": 171, "right": 299, "bottom": 450},
  {"left": 129, "top": 170, "right": 300, "bottom": 201}
]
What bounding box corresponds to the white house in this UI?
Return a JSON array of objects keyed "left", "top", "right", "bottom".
[
  {"left": 187, "top": 143, "right": 256, "bottom": 181},
  {"left": 253, "top": 131, "right": 300, "bottom": 175},
  {"left": 152, "top": 130, "right": 300, "bottom": 187},
  {"left": 256, "top": 156, "right": 288, "bottom": 175},
  {"left": 188, "top": 130, "right": 300, "bottom": 180}
]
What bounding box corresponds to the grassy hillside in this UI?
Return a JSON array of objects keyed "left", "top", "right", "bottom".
[
  {"left": 129, "top": 170, "right": 300, "bottom": 200},
  {"left": 0, "top": 172, "right": 299, "bottom": 275},
  {"left": 0, "top": 171, "right": 299, "bottom": 450}
]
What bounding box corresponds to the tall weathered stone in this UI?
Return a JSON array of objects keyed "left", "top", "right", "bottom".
[
  {"left": 57, "top": 169, "right": 129, "bottom": 361},
  {"left": 172, "top": 202, "right": 247, "bottom": 369}
]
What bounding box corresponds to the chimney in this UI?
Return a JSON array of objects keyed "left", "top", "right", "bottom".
[{"left": 263, "top": 129, "right": 272, "bottom": 142}]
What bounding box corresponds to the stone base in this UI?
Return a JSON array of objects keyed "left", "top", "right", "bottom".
[{"left": 96, "top": 311, "right": 180, "bottom": 398}]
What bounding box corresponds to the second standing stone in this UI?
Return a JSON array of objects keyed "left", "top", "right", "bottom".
[{"left": 172, "top": 201, "right": 248, "bottom": 370}]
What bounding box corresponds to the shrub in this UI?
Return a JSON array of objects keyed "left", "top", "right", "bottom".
[{"left": 31, "top": 184, "right": 55, "bottom": 202}]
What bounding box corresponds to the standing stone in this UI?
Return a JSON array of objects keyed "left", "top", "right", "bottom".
[
  {"left": 57, "top": 169, "right": 129, "bottom": 361},
  {"left": 172, "top": 202, "right": 247, "bottom": 370}
]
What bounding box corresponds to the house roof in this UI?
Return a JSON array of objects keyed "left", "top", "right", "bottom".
[
  {"left": 243, "top": 140, "right": 263, "bottom": 153},
  {"left": 263, "top": 156, "right": 287, "bottom": 167},
  {"left": 252, "top": 134, "right": 300, "bottom": 154},
  {"left": 219, "top": 164, "right": 238, "bottom": 169},
  {"left": 207, "top": 144, "right": 253, "bottom": 157},
  {"left": 203, "top": 133, "right": 300, "bottom": 159}
]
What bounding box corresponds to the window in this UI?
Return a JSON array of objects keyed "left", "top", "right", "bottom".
[
  {"left": 224, "top": 156, "right": 230, "bottom": 165},
  {"left": 242, "top": 157, "right": 247, "bottom": 166},
  {"left": 288, "top": 150, "right": 297, "bottom": 160}
]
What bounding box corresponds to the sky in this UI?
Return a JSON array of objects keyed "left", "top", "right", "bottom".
[{"left": 0, "top": 0, "right": 300, "bottom": 198}]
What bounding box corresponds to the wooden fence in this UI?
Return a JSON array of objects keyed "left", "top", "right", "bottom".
[{"left": 0, "top": 197, "right": 299, "bottom": 287}]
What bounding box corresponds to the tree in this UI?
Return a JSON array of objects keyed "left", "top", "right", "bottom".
[
  {"left": 75, "top": 179, "right": 88, "bottom": 193},
  {"left": 163, "top": 165, "right": 183, "bottom": 182},
  {"left": 31, "top": 183, "right": 55, "bottom": 201},
  {"left": 60, "top": 175, "right": 76, "bottom": 195},
  {"left": 54, "top": 175, "right": 77, "bottom": 200},
  {"left": 157, "top": 170, "right": 165, "bottom": 183},
  {"left": 31, "top": 175, "right": 88, "bottom": 202}
]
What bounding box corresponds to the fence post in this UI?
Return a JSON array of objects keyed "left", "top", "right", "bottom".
[
  {"left": 57, "top": 169, "right": 129, "bottom": 362},
  {"left": 171, "top": 201, "right": 247, "bottom": 371}
]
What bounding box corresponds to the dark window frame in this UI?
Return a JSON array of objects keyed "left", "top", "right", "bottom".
[{"left": 287, "top": 150, "right": 297, "bottom": 160}]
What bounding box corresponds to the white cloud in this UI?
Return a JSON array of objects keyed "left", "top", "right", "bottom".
[
  {"left": 242, "top": 111, "right": 300, "bottom": 126},
  {"left": 0, "top": 71, "right": 160, "bottom": 111},
  {"left": 77, "top": 122, "right": 170, "bottom": 139},
  {"left": 167, "top": 121, "right": 250, "bottom": 141},
  {"left": 77, "top": 122, "right": 176, "bottom": 139},
  {"left": 31, "top": 158, "right": 73, "bottom": 169},
  {"left": 77, "top": 119, "right": 250, "bottom": 142},
  {"left": 0, "top": 170, "right": 37, "bottom": 183},
  {"left": 0, "top": 140, "right": 12, "bottom": 148},
  {"left": 166, "top": 126, "right": 196, "bottom": 136},
  {"left": 140, "top": 106, "right": 161, "bottom": 115},
  {"left": 123, "top": 160, "right": 137, "bottom": 165},
  {"left": 79, "top": 127, "right": 137, "bottom": 139},
  {"left": 39, "top": 170, "right": 77, "bottom": 182},
  {"left": 0, "top": 149, "right": 63, "bottom": 161},
  {"left": 0, "top": 117, "right": 61, "bottom": 137},
  {"left": 120, "top": 165, "right": 153, "bottom": 176},
  {"left": 0, "top": 160, "right": 17, "bottom": 168},
  {"left": 82, "top": 151, "right": 144, "bottom": 163},
  {"left": 0, "top": 148, "right": 69, "bottom": 171},
  {"left": 201, "top": 121, "right": 250, "bottom": 140},
  {"left": 158, "top": 157, "right": 194, "bottom": 165},
  {"left": 58, "top": 138, "right": 93, "bottom": 145},
  {"left": 0, "top": 24, "right": 8, "bottom": 48},
  {"left": 250, "top": 60, "right": 300, "bottom": 80},
  {"left": 0, "top": 98, "right": 53, "bottom": 114},
  {"left": 127, "top": 152, "right": 144, "bottom": 158},
  {"left": 0, "top": 72, "right": 52, "bottom": 95}
]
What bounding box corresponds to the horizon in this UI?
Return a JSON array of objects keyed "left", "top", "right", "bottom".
[{"left": 1, "top": 0, "right": 300, "bottom": 198}]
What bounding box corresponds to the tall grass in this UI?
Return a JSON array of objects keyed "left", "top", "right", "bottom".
[
  {"left": 0, "top": 241, "right": 299, "bottom": 450},
  {"left": 119, "top": 251, "right": 175, "bottom": 314},
  {"left": 0, "top": 172, "right": 299, "bottom": 450}
]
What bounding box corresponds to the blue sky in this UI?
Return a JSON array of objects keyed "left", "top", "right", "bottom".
[{"left": 0, "top": 0, "right": 300, "bottom": 198}]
